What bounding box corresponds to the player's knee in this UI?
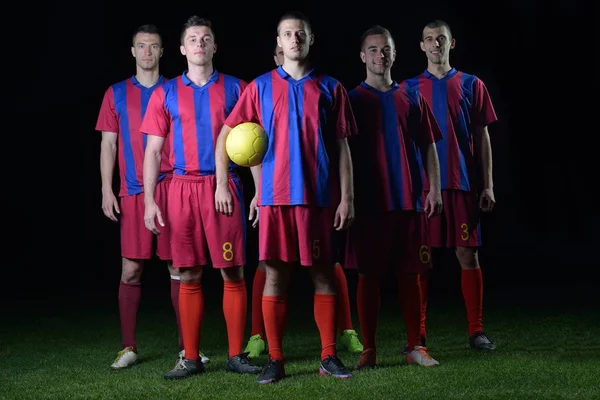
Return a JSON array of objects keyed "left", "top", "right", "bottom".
[
  {"left": 455, "top": 247, "right": 479, "bottom": 269},
  {"left": 221, "top": 265, "right": 244, "bottom": 282},
  {"left": 121, "top": 258, "right": 143, "bottom": 282}
]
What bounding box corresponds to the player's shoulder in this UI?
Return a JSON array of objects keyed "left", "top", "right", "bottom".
[
  {"left": 400, "top": 73, "right": 423, "bottom": 89},
  {"left": 218, "top": 71, "right": 247, "bottom": 85},
  {"left": 106, "top": 76, "right": 132, "bottom": 92}
]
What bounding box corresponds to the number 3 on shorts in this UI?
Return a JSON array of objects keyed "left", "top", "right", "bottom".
[
  {"left": 312, "top": 239, "right": 321, "bottom": 259},
  {"left": 460, "top": 223, "right": 469, "bottom": 241},
  {"left": 222, "top": 241, "right": 233, "bottom": 261}
]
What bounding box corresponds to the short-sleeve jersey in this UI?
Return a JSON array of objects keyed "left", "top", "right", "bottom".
[
  {"left": 140, "top": 70, "right": 247, "bottom": 176},
  {"left": 95, "top": 75, "right": 171, "bottom": 197},
  {"left": 402, "top": 68, "right": 497, "bottom": 191},
  {"left": 348, "top": 82, "right": 442, "bottom": 213},
  {"left": 224, "top": 66, "right": 358, "bottom": 207}
]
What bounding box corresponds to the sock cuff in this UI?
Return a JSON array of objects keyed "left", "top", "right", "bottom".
[{"left": 170, "top": 275, "right": 181, "bottom": 281}]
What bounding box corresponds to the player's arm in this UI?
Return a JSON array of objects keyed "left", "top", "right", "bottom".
[
  {"left": 100, "top": 131, "right": 119, "bottom": 221},
  {"left": 215, "top": 123, "right": 234, "bottom": 216},
  {"left": 476, "top": 125, "right": 494, "bottom": 211},
  {"left": 424, "top": 143, "right": 442, "bottom": 215},
  {"left": 248, "top": 164, "right": 261, "bottom": 227},
  {"left": 140, "top": 88, "right": 169, "bottom": 233},
  {"left": 418, "top": 93, "right": 443, "bottom": 217},
  {"left": 335, "top": 137, "right": 354, "bottom": 230}
]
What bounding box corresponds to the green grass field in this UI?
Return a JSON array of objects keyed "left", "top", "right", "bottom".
[{"left": 1, "top": 281, "right": 598, "bottom": 399}]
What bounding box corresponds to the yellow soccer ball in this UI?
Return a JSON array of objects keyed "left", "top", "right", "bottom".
[{"left": 226, "top": 122, "right": 268, "bottom": 167}]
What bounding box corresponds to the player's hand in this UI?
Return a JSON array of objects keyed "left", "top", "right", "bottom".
[
  {"left": 144, "top": 201, "right": 164, "bottom": 235},
  {"left": 480, "top": 188, "right": 495, "bottom": 212},
  {"left": 101, "top": 191, "right": 120, "bottom": 222},
  {"left": 248, "top": 196, "right": 259, "bottom": 228},
  {"left": 424, "top": 190, "right": 443, "bottom": 218},
  {"left": 215, "top": 185, "right": 234, "bottom": 217},
  {"left": 334, "top": 199, "right": 354, "bottom": 231}
]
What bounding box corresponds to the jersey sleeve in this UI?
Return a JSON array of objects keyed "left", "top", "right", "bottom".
[
  {"left": 332, "top": 82, "right": 359, "bottom": 140},
  {"left": 95, "top": 87, "right": 119, "bottom": 133},
  {"left": 224, "top": 81, "right": 260, "bottom": 127},
  {"left": 140, "top": 86, "right": 170, "bottom": 137},
  {"left": 472, "top": 78, "right": 498, "bottom": 127},
  {"left": 417, "top": 93, "right": 443, "bottom": 147}
]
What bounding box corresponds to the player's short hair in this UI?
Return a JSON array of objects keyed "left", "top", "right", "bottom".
[
  {"left": 132, "top": 24, "right": 162, "bottom": 47},
  {"left": 181, "top": 15, "right": 215, "bottom": 44},
  {"left": 359, "top": 25, "right": 395, "bottom": 50},
  {"left": 277, "top": 11, "right": 312, "bottom": 35},
  {"left": 423, "top": 20, "right": 453, "bottom": 40}
]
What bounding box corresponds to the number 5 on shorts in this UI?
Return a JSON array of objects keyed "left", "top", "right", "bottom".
[
  {"left": 312, "top": 239, "right": 321, "bottom": 259},
  {"left": 222, "top": 241, "right": 233, "bottom": 261}
]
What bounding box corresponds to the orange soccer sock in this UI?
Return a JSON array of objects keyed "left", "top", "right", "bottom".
[
  {"left": 462, "top": 268, "right": 484, "bottom": 336},
  {"left": 223, "top": 280, "right": 247, "bottom": 358},
  {"left": 179, "top": 281, "right": 204, "bottom": 361},
  {"left": 419, "top": 272, "right": 429, "bottom": 340},
  {"left": 357, "top": 275, "right": 380, "bottom": 351},
  {"left": 262, "top": 296, "right": 287, "bottom": 361},
  {"left": 250, "top": 268, "right": 266, "bottom": 338},
  {"left": 398, "top": 274, "right": 422, "bottom": 351},
  {"left": 333, "top": 264, "right": 354, "bottom": 334},
  {"left": 314, "top": 294, "right": 337, "bottom": 360}
]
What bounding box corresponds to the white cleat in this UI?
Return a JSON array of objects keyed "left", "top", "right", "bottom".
[
  {"left": 179, "top": 349, "right": 210, "bottom": 365},
  {"left": 111, "top": 347, "right": 138, "bottom": 369},
  {"left": 406, "top": 345, "right": 439, "bottom": 367}
]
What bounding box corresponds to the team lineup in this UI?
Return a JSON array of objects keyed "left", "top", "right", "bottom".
[{"left": 96, "top": 10, "right": 498, "bottom": 384}]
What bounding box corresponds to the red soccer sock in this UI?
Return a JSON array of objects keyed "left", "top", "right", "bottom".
[
  {"left": 357, "top": 275, "right": 380, "bottom": 351},
  {"left": 314, "top": 294, "right": 337, "bottom": 360},
  {"left": 223, "top": 280, "right": 247, "bottom": 358},
  {"left": 333, "top": 264, "right": 353, "bottom": 334},
  {"left": 250, "top": 268, "right": 266, "bottom": 338},
  {"left": 170, "top": 276, "right": 183, "bottom": 351},
  {"left": 262, "top": 295, "right": 287, "bottom": 361},
  {"left": 118, "top": 281, "right": 141, "bottom": 352},
  {"left": 419, "top": 272, "right": 429, "bottom": 340},
  {"left": 179, "top": 281, "right": 204, "bottom": 361},
  {"left": 462, "top": 268, "right": 484, "bottom": 336},
  {"left": 398, "top": 274, "right": 422, "bottom": 351}
]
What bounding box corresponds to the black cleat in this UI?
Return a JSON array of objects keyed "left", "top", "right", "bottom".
[
  {"left": 469, "top": 331, "right": 496, "bottom": 351},
  {"left": 257, "top": 359, "right": 285, "bottom": 384},
  {"left": 164, "top": 358, "right": 204, "bottom": 380},
  {"left": 319, "top": 355, "right": 352, "bottom": 379},
  {"left": 226, "top": 352, "right": 262, "bottom": 374},
  {"left": 401, "top": 336, "right": 427, "bottom": 355}
]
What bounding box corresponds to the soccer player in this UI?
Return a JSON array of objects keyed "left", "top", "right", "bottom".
[
  {"left": 95, "top": 24, "right": 208, "bottom": 369},
  {"left": 346, "top": 25, "right": 442, "bottom": 369},
  {"left": 215, "top": 11, "right": 355, "bottom": 384},
  {"left": 243, "top": 41, "right": 363, "bottom": 359},
  {"left": 140, "top": 15, "right": 261, "bottom": 379},
  {"left": 401, "top": 20, "right": 498, "bottom": 351}
]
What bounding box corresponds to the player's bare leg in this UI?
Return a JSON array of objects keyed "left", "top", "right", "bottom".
[
  {"left": 309, "top": 264, "right": 352, "bottom": 379},
  {"left": 456, "top": 246, "right": 495, "bottom": 351},
  {"left": 222, "top": 266, "right": 261, "bottom": 374},
  {"left": 111, "top": 258, "right": 143, "bottom": 369},
  {"left": 257, "top": 261, "right": 293, "bottom": 384},
  {"left": 168, "top": 263, "right": 210, "bottom": 365},
  {"left": 165, "top": 266, "right": 205, "bottom": 379},
  {"left": 244, "top": 261, "right": 267, "bottom": 358}
]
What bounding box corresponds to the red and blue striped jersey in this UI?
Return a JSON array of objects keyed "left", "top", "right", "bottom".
[
  {"left": 349, "top": 82, "right": 442, "bottom": 213},
  {"left": 224, "top": 67, "right": 358, "bottom": 207},
  {"left": 402, "top": 69, "right": 497, "bottom": 192},
  {"left": 140, "top": 70, "right": 247, "bottom": 176},
  {"left": 95, "top": 75, "right": 170, "bottom": 197}
]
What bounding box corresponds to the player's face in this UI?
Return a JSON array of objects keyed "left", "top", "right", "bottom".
[
  {"left": 420, "top": 26, "right": 455, "bottom": 64},
  {"left": 131, "top": 33, "right": 162, "bottom": 71},
  {"left": 180, "top": 26, "right": 216, "bottom": 66},
  {"left": 277, "top": 19, "right": 313, "bottom": 62},
  {"left": 360, "top": 34, "right": 395, "bottom": 76},
  {"left": 274, "top": 46, "right": 284, "bottom": 66}
]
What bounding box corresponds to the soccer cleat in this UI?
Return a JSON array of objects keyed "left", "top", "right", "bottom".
[
  {"left": 320, "top": 355, "right": 352, "bottom": 379},
  {"left": 111, "top": 346, "right": 137, "bottom": 369},
  {"left": 469, "top": 331, "right": 496, "bottom": 351},
  {"left": 400, "top": 336, "right": 427, "bottom": 355},
  {"left": 339, "top": 329, "right": 364, "bottom": 353},
  {"left": 164, "top": 358, "right": 204, "bottom": 380},
  {"left": 354, "top": 348, "right": 376, "bottom": 370},
  {"left": 406, "top": 346, "right": 439, "bottom": 367},
  {"left": 244, "top": 334, "right": 267, "bottom": 358},
  {"left": 179, "top": 349, "right": 210, "bottom": 365},
  {"left": 226, "top": 352, "right": 262, "bottom": 374},
  {"left": 257, "top": 359, "right": 285, "bottom": 384}
]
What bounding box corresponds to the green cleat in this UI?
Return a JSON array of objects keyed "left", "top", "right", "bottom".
[
  {"left": 339, "top": 329, "right": 364, "bottom": 353},
  {"left": 244, "top": 334, "right": 266, "bottom": 358}
]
